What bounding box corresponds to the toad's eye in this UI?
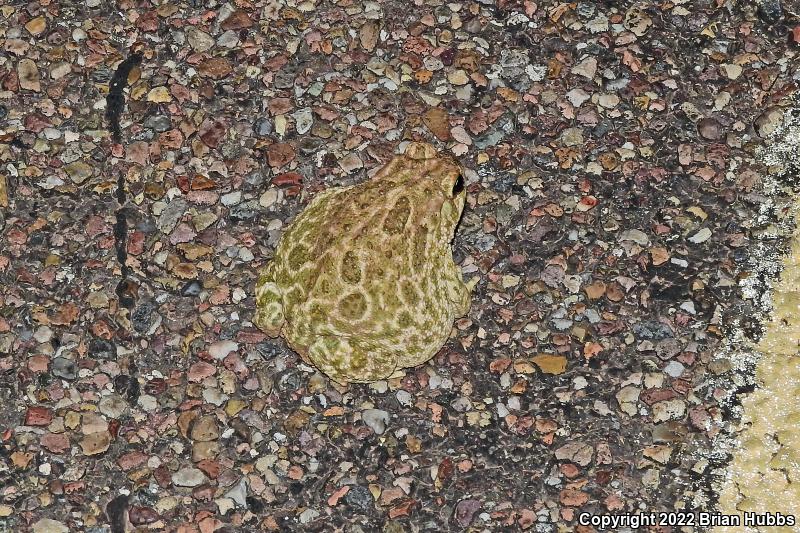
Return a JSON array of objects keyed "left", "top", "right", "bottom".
[{"left": 452, "top": 174, "right": 465, "bottom": 196}]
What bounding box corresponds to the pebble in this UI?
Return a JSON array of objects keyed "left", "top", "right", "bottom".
[
  {"left": 0, "top": 174, "right": 6, "bottom": 208},
  {"left": 454, "top": 499, "right": 482, "bottom": 527},
  {"left": 395, "top": 390, "right": 412, "bottom": 406},
  {"left": 221, "top": 9, "right": 254, "bottom": 30},
  {"left": 208, "top": 340, "right": 238, "bottom": 360},
  {"left": 25, "top": 16, "right": 47, "bottom": 36},
  {"left": 170, "top": 223, "right": 197, "bottom": 245},
  {"left": 571, "top": 57, "right": 597, "bottom": 79},
  {"left": 190, "top": 415, "right": 220, "bottom": 441},
  {"left": 451, "top": 126, "right": 471, "bottom": 145},
  {"left": 338, "top": 153, "right": 363, "bottom": 173},
  {"left": 63, "top": 161, "right": 93, "bottom": 184},
  {"left": 33, "top": 326, "right": 53, "bottom": 344},
  {"left": 128, "top": 506, "right": 160, "bottom": 526},
  {"left": 192, "top": 212, "right": 218, "bottom": 231},
  {"left": 203, "top": 387, "right": 228, "bottom": 406},
  {"left": 221, "top": 191, "right": 241, "bottom": 206},
  {"left": 88, "top": 338, "right": 116, "bottom": 359},
  {"left": 688, "top": 228, "right": 712, "bottom": 244},
  {"left": 344, "top": 485, "right": 374, "bottom": 511},
  {"left": 664, "top": 361, "right": 685, "bottom": 378},
  {"left": 560, "top": 127, "right": 584, "bottom": 147},
  {"left": 188, "top": 361, "right": 216, "bottom": 382},
  {"left": 618, "top": 229, "right": 649, "bottom": 246},
  {"left": 25, "top": 406, "right": 53, "bottom": 426},
  {"left": 216, "top": 498, "right": 235, "bottom": 515},
  {"left": 41, "top": 433, "right": 70, "bottom": 454},
  {"left": 597, "top": 93, "right": 620, "bottom": 108},
  {"left": 254, "top": 117, "right": 273, "bottom": 136},
  {"left": 147, "top": 86, "right": 172, "bottom": 103},
  {"left": 131, "top": 301, "right": 158, "bottom": 333},
  {"left": 18, "top": 59, "right": 41, "bottom": 91},
  {"left": 81, "top": 413, "right": 109, "bottom": 435},
  {"left": 566, "top": 88, "right": 591, "bottom": 107},
  {"left": 651, "top": 399, "right": 686, "bottom": 423},
  {"left": 218, "top": 30, "right": 240, "bottom": 48},
  {"left": 32, "top": 519, "right": 69, "bottom": 533},
  {"left": 172, "top": 466, "right": 206, "bottom": 487},
  {"left": 359, "top": 20, "right": 379, "bottom": 51},
  {"left": 624, "top": 7, "right": 652, "bottom": 36},
  {"left": 52, "top": 357, "right": 77, "bottom": 380},
  {"left": 80, "top": 431, "right": 111, "bottom": 455},
  {"left": 144, "top": 115, "right": 171, "bottom": 132},
  {"left": 293, "top": 108, "right": 314, "bottom": 135},
  {"left": 720, "top": 64, "right": 743, "bottom": 80},
  {"left": 532, "top": 354, "right": 567, "bottom": 374},
  {"left": 181, "top": 279, "right": 203, "bottom": 296},
  {"left": 587, "top": 14, "right": 609, "bottom": 32},
  {"left": 99, "top": 394, "right": 128, "bottom": 418},
  {"left": 362, "top": 409, "right": 390, "bottom": 434},
  {"left": 157, "top": 198, "right": 188, "bottom": 233},
  {"left": 758, "top": 0, "right": 783, "bottom": 23},
  {"left": 755, "top": 107, "right": 785, "bottom": 138},
  {"left": 224, "top": 477, "right": 248, "bottom": 507},
  {"left": 554, "top": 441, "right": 593, "bottom": 466},
  {"left": 299, "top": 508, "right": 320, "bottom": 523},
  {"left": 697, "top": 117, "right": 722, "bottom": 140},
  {"left": 198, "top": 58, "right": 232, "bottom": 79},
  {"left": 447, "top": 69, "right": 469, "bottom": 85}
]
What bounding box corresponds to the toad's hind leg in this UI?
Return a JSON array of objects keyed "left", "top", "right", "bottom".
[
  {"left": 254, "top": 262, "right": 285, "bottom": 337},
  {"left": 307, "top": 335, "right": 396, "bottom": 384}
]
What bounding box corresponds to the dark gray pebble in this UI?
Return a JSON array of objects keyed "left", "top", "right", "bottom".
[
  {"left": 344, "top": 485, "right": 373, "bottom": 512},
  {"left": 52, "top": 356, "right": 78, "bottom": 380},
  {"left": 89, "top": 338, "right": 116, "bottom": 359},
  {"left": 181, "top": 280, "right": 203, "bottom": 296},
  {"left": 131, "top": 301, "right": 157, "bottom": 333}
]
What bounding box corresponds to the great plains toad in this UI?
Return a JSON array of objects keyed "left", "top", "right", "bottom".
[{"left": 254, "top": 142, "right": 472, "bottom": 383}]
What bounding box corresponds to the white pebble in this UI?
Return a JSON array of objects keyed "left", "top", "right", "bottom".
[{"left": 362, "top": 409, "right": 390, "bottom": 435}]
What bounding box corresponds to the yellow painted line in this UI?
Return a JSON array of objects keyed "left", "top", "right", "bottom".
[{"left": 714, "top": 108, "right": 800, "bottom": 531}]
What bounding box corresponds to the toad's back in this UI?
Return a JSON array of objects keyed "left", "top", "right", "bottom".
[{"left": 254, "top": 142, "right": 471, "bottom": 383}]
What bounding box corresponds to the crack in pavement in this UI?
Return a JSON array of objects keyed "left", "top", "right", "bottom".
[{"left": 105, "top": 51, "right": 142, "bottom": 310}]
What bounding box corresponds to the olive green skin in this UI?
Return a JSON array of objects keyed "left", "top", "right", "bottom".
[{"left": 254, "top": 142, "right": 470, "bottom": 383}]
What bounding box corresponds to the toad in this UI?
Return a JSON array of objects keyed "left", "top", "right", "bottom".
[{"left": 254, "top": 142, "right": 472, "bottom": 383}]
